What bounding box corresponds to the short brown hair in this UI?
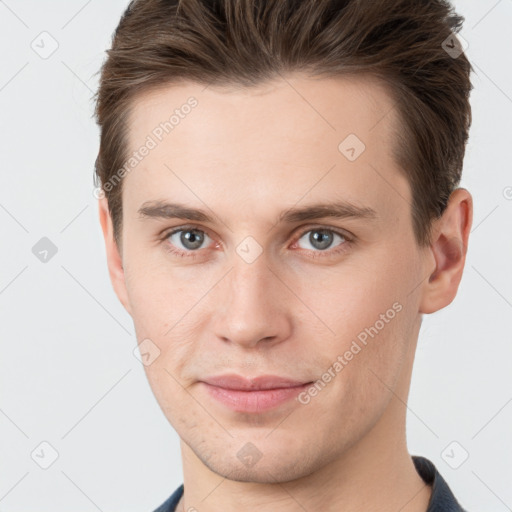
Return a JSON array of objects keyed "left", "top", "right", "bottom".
[{"left": 93, "top": 0, "right": 473, "bottom": 249}]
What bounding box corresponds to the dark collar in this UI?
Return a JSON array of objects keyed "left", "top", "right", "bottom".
[
  {"left": 412, "top": 455, "right": 467, "bottom": 511},
  {"left": 153, "top": 456, "right": 467, "bottom": 511}
]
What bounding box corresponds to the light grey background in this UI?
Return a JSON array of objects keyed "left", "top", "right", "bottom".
[{"left": 0, "top": 1, "right": 511, "bottom": 510}]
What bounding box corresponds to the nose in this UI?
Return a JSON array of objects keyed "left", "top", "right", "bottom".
[{"left": 211, "top": 251, "right": 293, "bottom": 350}]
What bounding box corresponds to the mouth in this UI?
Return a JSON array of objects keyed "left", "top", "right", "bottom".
[{"left": 199, "top": 374, "right": 314, "bottom": 413}]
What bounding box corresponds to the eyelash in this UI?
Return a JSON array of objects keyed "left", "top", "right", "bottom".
[{"left": 160, "top": 225, "right": 353, "bottom": 260}]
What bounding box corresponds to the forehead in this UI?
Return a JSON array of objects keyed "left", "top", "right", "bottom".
[{"left": 122, "top": 73, "right": 410, "bottom": 226}]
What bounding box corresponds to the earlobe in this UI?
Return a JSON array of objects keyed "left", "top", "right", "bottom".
[
  {"left": 419, "top": 188, "right": 473, "bottom": 314},
  {"left": 98, "top": 197, "right": 132, "bottom": 316}
]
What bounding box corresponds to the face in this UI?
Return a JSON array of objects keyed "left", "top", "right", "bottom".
[{"left": 103, "top": 74, "right": 434, "bottom": 482}]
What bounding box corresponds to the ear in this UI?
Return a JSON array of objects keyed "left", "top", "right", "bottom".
[
  {"left": 419, "top": 188, "right": 473, "bottom": 314},
  {"left": 98, "top": 196, "right": 132, "bottom": 316}
]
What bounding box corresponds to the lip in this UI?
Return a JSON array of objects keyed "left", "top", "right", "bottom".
[
  {"left": 200, "top": 374, "right": 313, "bottom": 413},
  {"left": 201, "top": 374, "right": 310, "bottom": 390}
]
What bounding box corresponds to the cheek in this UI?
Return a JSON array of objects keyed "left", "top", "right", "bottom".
[
  {"left": 124, "top": 267, "right": 198, "bottom": 406},
  {"left": 300, "top": 251, "right": 416, "bottom": 393},
  {"left": 123, "top": 255, "right": 192, "bottom": 336},
  {"left": 289, "top": 255, "right": 405, "bottom": 340}
]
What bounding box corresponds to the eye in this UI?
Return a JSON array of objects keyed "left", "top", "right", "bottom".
[
  {"left": 295, "top": 227, "right": 349, "bottom": 255},
  {"left": 165, "top": 227, "right": 213, "bottom": 255},
  {"left": 160, "top": 225, "right": 352, "bottom": 260}
]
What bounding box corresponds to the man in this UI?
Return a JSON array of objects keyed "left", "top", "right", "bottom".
[{"left": 94, "top": 0, "right": 473, "bottom": 510}]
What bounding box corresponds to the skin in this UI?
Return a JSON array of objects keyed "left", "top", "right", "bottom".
[{"left": 99, "top": 73, "right": 472, "bottom": 512}]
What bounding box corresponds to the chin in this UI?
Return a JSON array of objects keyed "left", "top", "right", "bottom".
[{"left": 195, "top": 444, "right": 322, "bottom": 484}]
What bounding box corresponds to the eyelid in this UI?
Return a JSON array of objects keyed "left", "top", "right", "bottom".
[
  {"left": 293, "top": 224, "right": 354, "bottom": 242},
  {"left": 162, "top": 223, "right": 353, "bottom": 240},
  {"left": 162, "top": 224, "right": 218, "bottom": 248},
  {"left": 161, "top": 224, "right": 213, "bottom": 238},
  {"left": 161, "top": 223, "right": 354, "bottom": 256}
]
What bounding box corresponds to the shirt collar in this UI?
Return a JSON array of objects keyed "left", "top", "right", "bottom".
[{"left": 412, "top": 455, "right": 467, "bottom": 511}]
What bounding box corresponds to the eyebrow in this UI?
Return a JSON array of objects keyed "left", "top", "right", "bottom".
[{"left": 137, "top": 199, "right": 379, "bottom": 224}]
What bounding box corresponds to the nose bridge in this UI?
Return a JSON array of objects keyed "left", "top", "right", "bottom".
[
  {"left": 230, "top": 248, "right": 273, "bottom": 303},
  {"left": 211, "top": 246, "right": 291, "bottom": 348}
]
